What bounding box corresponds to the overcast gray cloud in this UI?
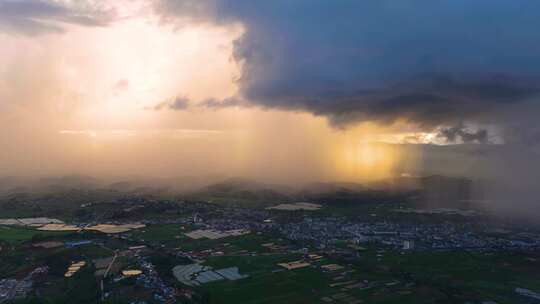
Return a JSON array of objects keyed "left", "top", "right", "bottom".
[
  {"left": 154, "top": 0, "right": 540, "bottom": 141},
  {"left": 154, "top": 96, "right": 190, "bottom": 111},
  {"left": 198, "top": 96, "right": 245, "bottom": 109},
  {"left": 152, "top": 96, "right": 246, "bottom": 111},
  {"left": 0, "top": 0, "right": 115, "bottom": 35},
  {"left": 437, "top": 124, "right": 489, "bottom": 144}
]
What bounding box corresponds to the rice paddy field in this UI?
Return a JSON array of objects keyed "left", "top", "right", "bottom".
[
  {"left": 201, "top": 255, "right": 333, "bottom": 304},
  {"left": 0, "top": 225, "right": 70, "bottom": 244},
  {"left": 197, "top": 247, "right": 540, "bottom": 304}
]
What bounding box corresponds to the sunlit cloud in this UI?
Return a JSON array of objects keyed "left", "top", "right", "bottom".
[
  {"left": 59, "top": 129, "right": 224, "bottom": 140},
  {"left": 59, "top": 130, "right": 98, "bottom": 138}
]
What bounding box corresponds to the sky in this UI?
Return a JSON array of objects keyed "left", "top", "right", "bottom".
[{"left": 1, "top": 0, "right": 540, "bottom": 191}]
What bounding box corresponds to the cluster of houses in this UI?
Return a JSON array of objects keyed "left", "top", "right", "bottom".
[
  {"left": 0, "top": 267, "right": 48, "bottom": 303},
  {"left": 277, "top": 217, "right": 540, "bottom": 251}
]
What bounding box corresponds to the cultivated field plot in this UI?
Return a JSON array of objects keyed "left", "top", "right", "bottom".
[
  {"left": 202, "top": 256, "right": 333, "bottom": 304},
  {"left": 0, "top": 226, "right": 70, "bottom": 244},
  {"left": 197, "top": 247, "right": 540, "bottom": 304},
  {"left": 267, "top": 202, "right": 322, "bottom": 211},
  {"left": 185, "top": 229, "right": 249, "bottom": 240}
]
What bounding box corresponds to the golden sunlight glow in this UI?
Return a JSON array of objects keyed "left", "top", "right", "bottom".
[
  {"left": 325, "top": 124, "right": 406, "bottom": 182},
  {"left": 33, "top": 16, "right": 243, "bottom": 129},
  {"left": 338, "top": 142, "right": 400, "bottom": 181}
]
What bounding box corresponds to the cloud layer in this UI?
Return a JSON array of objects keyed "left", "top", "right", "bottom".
[
  {"left": 0, "top": 0, "right": 115, "bottom": 35},
  {"left": 3, "top": 0, "right": 540, "bottom": 144},
  {"left": 154, "top": 0, "right": 540, "bottom": 138}
]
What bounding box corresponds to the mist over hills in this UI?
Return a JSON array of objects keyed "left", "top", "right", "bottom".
[
  {"left": 0, "top": 172, "right": 474, "bottom": 208},
  {"left": 2, "top": 169, "right": 540, "bottom": 221},
  {"left": 2, "top": 139, "right": 538, "bottom": 218},
  {"left": 1, "top": 142, "right": 535, "bottom": 196}
]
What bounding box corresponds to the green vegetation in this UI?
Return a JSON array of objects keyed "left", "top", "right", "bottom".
[
  {"left": 130, "top": 225, "right": 286, "bottom": 254},
  {"left": 151, "top": 253, "right": 192, "bottom": 285},
  {"left": 33, "top": 266, "right": 100, "bottom": 304},
  {"left": 130, "top": 224, "right": 187, "bottom": 242},
  {"left": 204, "top": 267, "right": 330, "bottom": 304},
  {"left": 0, "top": 188, "right": 538, "bottom": 304},
  {"left": 203, "top": 254, "right": 301, "bottom": 274},
  {"left": 341, "top": 249, "right": 540, "bottom": 304},
  {"left": 0, "top": 226, "right": 70, "bottom": 244},
  {"left": 201, "top": 254, "right": 332, "bottom": 304},
  {"left": 194, "top": 244, "right": 540, "bottom": 304},
  {"left": 179, "top": 233, "right": 284, "bottom": 253}
]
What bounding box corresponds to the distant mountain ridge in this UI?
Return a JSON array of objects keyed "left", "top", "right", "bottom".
[{"left": 0, "top": 174, "right": 474, "bottom": 209}]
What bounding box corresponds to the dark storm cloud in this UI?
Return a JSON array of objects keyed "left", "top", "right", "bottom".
[
  {"left": 152, "top": 96, "right": 245, "bottom": 111},
  {"left": 0, "top": 0, "right": 115, "bottom": 35},
  {"left": 154, "top": 96, "right": 190, "bottom": 111},
  {"left": 199, "top": 96, "right": 245, "bottom": 109},
  {"left": 437, "top": 125, "right": 489, "bottom": 144},
  {"left": 154, "top": 0, "right": 540, "bottom": 132}
]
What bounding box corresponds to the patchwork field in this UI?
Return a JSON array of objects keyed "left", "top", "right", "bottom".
[
  {"left": 195, "top": 247, "right": 540, "bottom": 304},
  {"left": 0, "top": 226, "right": 70, "bottom": 244}
]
